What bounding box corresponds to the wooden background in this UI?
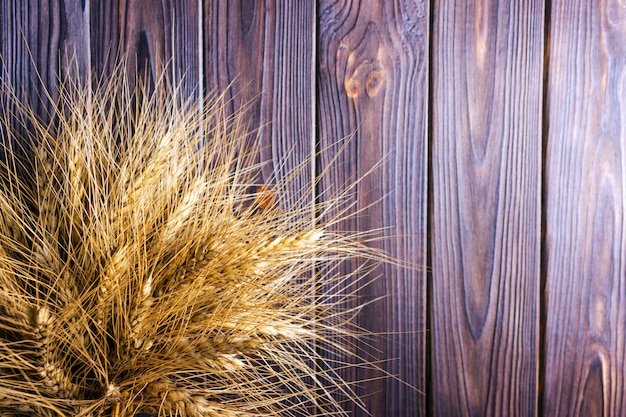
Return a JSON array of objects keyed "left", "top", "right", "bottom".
[{"left": 1, "top": 1, "right": 624, "bottom": 416}]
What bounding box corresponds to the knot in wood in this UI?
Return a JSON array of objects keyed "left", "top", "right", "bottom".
[
  {"left": 345, "top": 78, "right": 361, "bottom": 98},
  {"left": 366, "top": 67, "right": 385, "bottom": 97},
  {"left": 344, "top": 59, "right": 385, "bottom": 99}
]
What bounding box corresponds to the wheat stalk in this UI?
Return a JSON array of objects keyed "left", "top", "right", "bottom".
[{"left": 0, "top": 66, "right": 389, "bottom": 416}]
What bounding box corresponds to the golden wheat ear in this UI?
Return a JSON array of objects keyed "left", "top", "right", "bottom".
[{"left": 0, "top": 62, "right": 396, "bottom": 417}]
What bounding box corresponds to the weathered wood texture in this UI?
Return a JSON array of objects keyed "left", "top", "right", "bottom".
[
  {"left": 430, "top": 1, "right": 543, "bottom": 415},
  {"left": 15, "top": 0, "right": 626, "bottom": 416},
  {"left": 203, "top": 0, "right": 315, "bottom": 194},
  {"left": 0, "top": 0, "right": 90, "bottom": 116},
  {"left": 90, "top": 0, "right": 201, "bottom": 95},
  {"left": 317, "top": 1, "right": 428, "bottom": 416},
  {"left": 203, "top": 3, "right": 317, "bottom": 413},
  {"left": 543, "top": 1, "right": 626, "bottom": 416}
]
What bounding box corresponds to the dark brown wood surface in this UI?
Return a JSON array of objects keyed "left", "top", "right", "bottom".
[
  {"left": 430, "top": 1, "right": 543, "bottom": 415},
  {"left": 6, "top": 0, "right": 626, "bottom": 416},
  {"left": 203, "top": 3, "right": 320, "bottom": 415},
  {"left": 90, "top": 0, "right": 201, "bottom": 94},
  {"left": 543, "top": 1, "right": 626, "bottom": 415},
  {"left": 0, "top": 0, "right": 90, "bottom": 116},
  {"left": 317, "top": 1, "right": 428, "bottom": 415},
  {"left": 203, "top": 0, "right": 315, "bottom": 190}
]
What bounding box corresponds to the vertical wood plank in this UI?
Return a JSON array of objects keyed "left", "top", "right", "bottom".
[
  {"left": 317, "top": 1, "right": 428, "bottom": 416},
  {"left": 430, "top": 1, "right": 543, "bottom": 416},
  {"left": 543, "top": 1, "right": 626, "bottom": 415},
  {"left": 203, "top": 0, "right": 315, "bottom": 188},
  {"left": 90, "top": 0, "right": 200, "bottom": 94},
  {"left": 203, "top": 1, "right": 316, "bottom": 414},
  {"left": 0, "top": 0, "right": 90, "bottom": 116}
]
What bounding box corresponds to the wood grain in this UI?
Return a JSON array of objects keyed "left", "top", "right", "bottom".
[
  {"left": 0, "top": 0, "right": 90, "bottom": 117},
  {"left": 90, "top": 0, "right": 200, "bottom": 94},
  {"left": 430, "top": 1, "right": 543, "bottom": 415},
  {"left": 543, "top": 1, "right": 626, "bottom": 415},
  {"left": 203, "top": 0, "right": 315, "bottom": 202},
  {"left": 203, "top": 2, "right": 316, "bottom": 414},
  {"left": 317, "top": 1, "right": 428, "bottom": 416}
]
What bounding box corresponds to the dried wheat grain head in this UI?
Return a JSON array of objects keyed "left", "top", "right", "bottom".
[{"left": 0, "top": 65, "right": 388, "bottom": 417}]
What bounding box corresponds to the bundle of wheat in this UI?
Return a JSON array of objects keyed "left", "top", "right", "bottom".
[{"left": 0, "top": 69, "right": 383, "bottom": 417}]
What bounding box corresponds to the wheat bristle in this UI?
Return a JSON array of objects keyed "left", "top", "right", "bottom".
[{"left": 0, "top": 64, "right": 389, "bottom": 416}]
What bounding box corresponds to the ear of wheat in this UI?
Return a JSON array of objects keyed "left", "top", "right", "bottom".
[{"left": 0, "top": 68, "right": 384, "bottom": 417}]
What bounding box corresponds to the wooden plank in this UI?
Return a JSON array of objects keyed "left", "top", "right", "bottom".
[
  {"left": 543, "top": 1, "right": 626, "bottom": 415},
  {"left": 317, "top": 1, "right": 428, "bottom": 416},
  {"left": 0, "top": 0, "right": 90, "bottom": 116},
  {"left": 90, "top": 0, "right": 201, "bottom": 94},
  {"left": 203, "top": 0, "right": 315, "bottom": 188},
  {"left": 203, "top": 1, "right": 317, "bottom": 414},
  {"left": 430, "top": 1, "right": 543, "bottom": 415}
]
